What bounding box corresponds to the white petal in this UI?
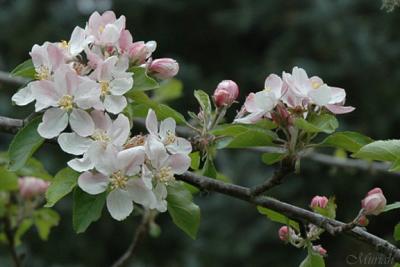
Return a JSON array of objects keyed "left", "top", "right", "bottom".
[
  {"left": 91, "top": 110, "right": 112, "bottom": 130},
  {"left": 103, "top": 95, "right": 127, "bottom": 114},
  {"left": 145, "top": 109, "right": 158, "bottom": 136},
  {"left": 117, "top": 146, "right": 145, "bottom": 176},
  {"left": 93, "top": 144, "right": 118, "bottom": 175},
  {"left": 234, "top": 111, "right": 265, "bottom": 124},
  {"left": 67, "top": 155, "right": 94, "bottom": 172},
  {"left": 145, "top": 136, "right": 169, "bottom": 169},
  {"left": 101, "top": 24, "right": 120, "bottom": 44},
  {"left": 159, "top": 118, "right": 176, "bottom": 139},
  {"left": 37, "top": 108, "right": 68, "bottom": 138},
  {"left": 168, "top": 153, "right": 191, "bottom": 175},
  {"left": 31, "top": 80, "right": 59, "bottom": 107},
  {"left": 69, "top": 109, "right": 95, "bottom": 137},
  {"left": 167, "top": 137, "right": 192, "bottom": 155},
  {"left": 12, "top": 86, "right": 34, "bottom": 106},
  {"left": 126, "top": 178, "right": 156, "bottom": 208},
  {"left": 57, "top": 132, "right": 92, "bottom": 155},
  {"left": 109, "top": 77, "right": 133, "bottom": 95},
  {"left": 109, "top": 114, "right": 130, "bottom": 147},
  {"left": 152, "top": 183, "right": 167, "bottom": 212},
  {"left": 106, "top": 189, "right": 133, "bottom": 221},
  {"left": 69, "top": 26, "right": 89, "bottom": 56},
  {"left": 78, "top": 171, "right": 109, "bottom": 195},
  {"left": 309, "top": 84, "right": 331, "bottom": 106}
]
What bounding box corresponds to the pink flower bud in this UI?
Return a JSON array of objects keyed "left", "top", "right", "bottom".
[
  {"left": 213, "top": 80, "right": 239, "bottom": 107},
  {"left": 148, "top": 58, "right": 179, "bottom": 79},
  {"left": 361, "top": 187, "right": 387, "bottom": 215},
  {"left": 18, "top": 177, "right": 50, "bottom": 199},
  {"left": 278, "top": 226, "right": 291, "bottom": 241},
  {"left": 312, "top": 245, "right": 327, "bottom": 256},
  {"left": 310, "top": 195, "right": 329, "bottom": 209},
  {"left": 357, "top": 215, "right": 369, "bottom": 226},
  {"left": 127, "top": 41, "right": 155, "bottom": 65}
]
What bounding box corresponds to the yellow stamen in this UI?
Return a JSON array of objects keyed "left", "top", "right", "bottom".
[
  {"left": 155, "top": 167, "right": 174, "bottom": 184},
  {"left": 312, "top": 81, "right": 321, "bottom": 89},
  {"left": 60, "top": 40, "right": 69, "bottom": 49},
  {"left": 164, "top": 131, "right": 176, "bottom": 145},
  {"left": 58, "top": 95, "right": 74, "bottom": 111},
  {"left": 35, "top": 66, "right": 51, "bottom": 80},
  {"left": 110, "top": 171, "right": 128, "bottom": 190},
  {"left": 91, "top": 130, "right": 111, "bottom": 142},
  {"left": 99, "top": 25, "right": 105, "bottom": 33},
  {"left": 264, "top": 87, "right": 272, "bottom": 92},
  {"left": 99, "top": 81, "right": 110, "bottom": 96}
]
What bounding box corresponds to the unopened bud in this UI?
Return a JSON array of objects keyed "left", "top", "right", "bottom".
[
  {"left": 148, "top": 58, "right": 179, "bottom": 79},
  {"left": 310, "top": 195, "right": 329, "bottom": 209},
  {"left": 18, "top": 177, "right": 50, "bottom": 199},
  {"left": 213, "top": 80, "right": 239, "bottom": 107},
  {"left": 128, "top": 41, "right": 156, "bottom": 65},
  {"left": 357, "top": 215, "right": 369, "bottom": 226},
  {"left": 278, "top": 226, "right": 294, "bottom": 241},
  {"left": 312, "top": 245, "right": 327, "bottom": 256},
  {"left": 361, "top": 187, "right": 386, "bottom": 216},
  {"left": 272, "top": 103, "right": 292, "bottom": 126}
]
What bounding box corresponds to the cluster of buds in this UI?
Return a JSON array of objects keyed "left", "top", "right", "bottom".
[
  {"left": 310, "top": 195, "right": 329, "bottom": 209},
  {"left": 18, "top": 176, "right": 49, "bottom": 199}
]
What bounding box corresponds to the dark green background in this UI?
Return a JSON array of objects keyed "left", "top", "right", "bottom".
[{"left": 0, "top": 0, "right": 399, "bottom": 266}]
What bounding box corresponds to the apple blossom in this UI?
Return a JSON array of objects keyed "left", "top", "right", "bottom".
[
  {"left": 18, "top": 177, "right": 50, "bottom": 199},
  {"left": 310, "top": 195, "right": 329, "bottom": 209},
  {"left": 145, "top": 109, "right": 192, "bottom": 155},
  {"left": 148, "top": 58, "right": 179, "bottom": 79},
  {"left": 31, "top": 65, "right": 99, "bottom": 138},
  {"left": 312, "top": 245, "right": 327, "bottom": 256},
  {"left": 213, "top": 80, "right": 239, "bottom": 107},
  {"left": 85, "top": 11, "right": 126, "bottom": 46},
  {"left": 234, "top": 74, "right": 283, "bottom": 124},
  {"left": 78, "top": 145, "right": 156, "bottom": 220},
  {"left": 278, "top": 226, "right": 291, "bottom": 241},
  {"left": 361, "top": 187, "right": 387, "bottom": 216}
]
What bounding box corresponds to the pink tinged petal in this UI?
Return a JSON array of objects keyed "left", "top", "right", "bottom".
[
  {"left": 234, "top": 111, "right": 265, "bottom": 124},
  {"left": 93, "top": 144, "right": 119, "bottom": 175},
  {"left": 328, "top": 86, "right": 346, "bottom": 104},
  {"left": 168, "top": 153, "right": 191, "bottom": 175},
  {"left": 254, "top": 91, "right": 276, "bottom": 112},
  {"left": 106, "top": 189, "right": 133, "bottom": 221},
  {"left": 109, "top": 114, "right": 130, "bottom": 146},
  {"left": 78, "top": 171, "right": 109, "bottom": 195},
  {"left": 47, "top": 43, "right": 65, "bottom": 70},
  {"left": 101, "top": 24, "right": 120, "bottom": 44},
  {"left": 30, "top": 44, "right": 48, "bottom": 69},
  {"left": 113, "top": 15, "right": 126, "bottom": 32},
  {"left": 103, "top": 95, "right": 127, "bottom": 114},
  {"left": 31, "top": 80, "right": 58, "bottom": 107},
  {"left": 67, "top": 155, "right": 94, "bottom": 172},
  {"left": 325, "top": 104, "right": 355, "bottom": 114},
  {"left": 167, "top": 137, "right": 192, "bottom": 155},
  {"left": 145, "top": 136, "right": 169, "bottom": 169},
  {"left": 57, "top": 132, "right": 92, "bottom": 155},
  {"left": 74, "top": 78, "right": 101, "bottom": 109},
  {"left": 119, "top": 30, "right": 133, "bottom": 52},
  {"left": 117, "top": 147, "right": 145, "bottom": 176},
  {"left": 37, "top": 108, "right": 68, "bottom": 138},
  {"left": 12, "top": 86, "right": 34, "bottom": 106},
  {"left": 69, "top": 109, "right": 95, "bottom": 137},
  {"left": 109, "top": 77, "right": 133, "bottom": 95},
  {"left": 145, "top": 109, "right": 158, "bottom": 136},
  {"left": 65, "top": 70, "right": 80, "bottom": 95},
  {"left": 53, "top": 65, "right": 72, "bottom": 96},
  {"left": 264, "top": 74, "right": 283, "bottom": 99},
  {"left": 102, "top": 10, "right": 117, "bottom": 24},
  {"left": 308, "top": 84, "right": 331, "bottom": 106},
  {"left": 244, "top": 93, "right": 259, "bottom": 113},
  {"left": 159, "top": 118, "right": 176, "bottom": 139},
  {"left": 126, "top": 178, "right": 156, "bottom": 208},
  {"left": 88, "top": 11, "right": 102, "bottom": 32},
  {"left": 91, "top": 110, "right": 112, "bottom": 130}
]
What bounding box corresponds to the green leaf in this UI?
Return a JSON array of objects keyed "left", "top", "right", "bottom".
[
  {"left": 167, "top": 182, "right": 200, "bottom": 239},
  {"left": 10, "top": 59, "right": 35, "bottom": 79},
  {"left": 8, "top": 117, "right": 44, "bottom": 172},
  {"left": 202, "top": 156, "right": 217, "bottom": 179},
  {"left": 72, "top": 188, "right": 106, "bottom": 233},
  {"left": 384, "top": 202, "right": 400, "bottom": 212},
  {"left": 0, "top": 166, "right": 19, "bottom": 191},
  {"left": 129, "top": 66, "right": 159, "bottom": 91},
  {"left": 320, "top": 131, "right": 374, "bottom": 153},
  {"left": 295, "top": 114, "right": 338, "bottom": 134},
  {"left": 299, "top": 250, "right": 325, "bottom": 267},
  {"left": 189, "top": 152, "right": 201, "bottom": 170},
  {"left": 262, "top": 153, "right": 286, "bottom": 165},
  {"left": 257, "top": 206, "right": 300, "bottom": 231},
  {"left": 152, "top": 79, "right": 183, "bottom": 103},
  {"left": 45, "top": 167, "right": 79, "bottom": 207},
  {"left": 33, "top": 208, "right": 60, "bottom": 240},
  {"left": 312, "top": 197, "right": 336, "bottom": 219},
  {"left": 353, "top": 140, "right": 400, "bottom": 162},
  {"left": 394, "top": 223, "right": 400, "bottom": 241},
  {"left": 14, "top": 219, "right": 33, "bottom": 246},
  {"left": 194, "top": 90, "right": 211, "bottom": 114}
]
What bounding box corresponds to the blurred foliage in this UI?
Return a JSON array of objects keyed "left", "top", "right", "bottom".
[{"left": 0, "top": 0, "right": 400, "bottom": 266}]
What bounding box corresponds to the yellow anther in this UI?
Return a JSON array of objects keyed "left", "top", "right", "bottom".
[
  {"left": 164, "top": 131, "right": 176, "bottom": 145},
  {"left": 155, "top": 167, "right": 174, "bottom": 184},
  {"left": 312, "top": 81, "right": 321, "bottom": 89},
  {"left": 58, "top": 95, "right": 74, "bottom": 111},
  {"left": 110, "top": 171, "right": 128, "bottom": 190},
  {"left": 60, "top": 40, "right": 69, "bottom": 49},
  {"left": 99, "top": 80, "right": 110, "bottom": 96},
  {"left": 35, "top": 66, "right": 51, "bottom": 80},
  {"left": 91, "top": 130, "right": 111, "bottom": 142}
]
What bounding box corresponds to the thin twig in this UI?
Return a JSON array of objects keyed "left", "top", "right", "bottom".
[{"left": 111, "top": 209, "right": 152, "bottom": 267}]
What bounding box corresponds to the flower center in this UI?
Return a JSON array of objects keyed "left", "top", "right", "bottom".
[
  {"left": 264, "top": 86, "right": 272, "bottom": 92},
  {"left": 99, "top": 80, "right": 110, "bottom": 96},
  {"left": 311, "top": 81, "right": 322, "bottom": 89},
  {"left": 60, "top": 40, "right": 69, "bottom": 49},
  {"left": 91, "top": 130, "right": 111, "bottom": 142},
  {"left": 164, "top": 131, "right": 176, "bottom": 145},
  {"left": 124, "top": 135, "right": 146, "bottom": 149},
  {"left": 35, "top": 66, "right": 51, "bottom": 80},
  {"left": 58, "top": 95, "right": 74, "bottom": 111},
  {"left": 99, "top": 25, "right": 105, "bottom": 33},
  {"left": 155, "top": 167, "right": 174, "bottom": 184},
  {"left": 110, "top": 171, "right": 128, "bottom": 190}
]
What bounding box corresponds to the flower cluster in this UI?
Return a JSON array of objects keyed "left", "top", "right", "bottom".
[
  {"left": 11, "top": 11, "right": 190, "bottom": 221},
  {"left": 234, "top": 66, "right": 355, "bottom": 124}
]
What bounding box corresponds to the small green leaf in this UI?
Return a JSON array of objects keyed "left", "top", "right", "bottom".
[
  {"left": 33, "top": 208, "right": 60, "bottom": 240},
  {"left": 384, "top": 202, "right": 400, "bottom": 212},
  {"left": 320, "top": 131, "right": 374, "bottom": 153},
  {"left": 189, "top": 152, "right": 201, "bottom": 170},
  {"left": 14, "top": 219, "right": 33, "bottom": 246},
  {"left": 72, "top": 188, "right": 106, "bottom": 233},
  {"left": 295, "top": 114, "right": 338, "bottom": 134},
  {"left": 202, "top": 156, "right": 217, "bottom": 179},
  {"left": 8, "top": 117, "right": 44, "bottom": 172},
  {"left": 262, "top": 153, "right": 286, "bottom": 165},
  {"left": 45, "top": 167, "right": 79, "bottom": 207},
  {"left": 299, "top": 249, "right": 325, "bottom": 267},
  {"left": 152, "top": 79, "right": 183, "bottom": 103},
  {"left": 394, "top": 223, "right": 400, "bottom": 241},
  {"left": 10, "top": 59, "right": 35, "bottom": 79},
  {"left": 167, "top": 182, "right": 200, "bottom": 239},
  {"left": 194, "top": 90, "right": 211, "bottom": 114},
  {"left": 0, "top": 166, "right": 19, "bottom": 191},
  {"left": 257, "top": 206, "right": 300, "bottom": 231},
  {"left": 129, "top": 66, "right": 159, "bottom": 91},
  {"left": 353, "top": 140, "right": 400, "bottom": 162}
]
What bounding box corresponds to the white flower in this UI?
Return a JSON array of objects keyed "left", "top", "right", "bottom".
[
  {"left": 90, "top": 55, "right": 133, "bottom": 114},
  {"left": 58, "top": 110, "right": 131, "bottom": 172},
  {"left": 234, "top": 74, "right": 283, "bottom": 124},
  {"left": 78, "top": 145, "right": 156, "bottom": 221},
  {"left": 32, "top": 65, "right": 100, "bottom": 138},
  {"left": 85, "top": 11, "right": 126, "bottom": 46},
  {"left": 144, "top": 136, "right": 191, "bottom": 212},
  {"left": 145, "top": 109, "right": 192, "bottom": 155}
]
